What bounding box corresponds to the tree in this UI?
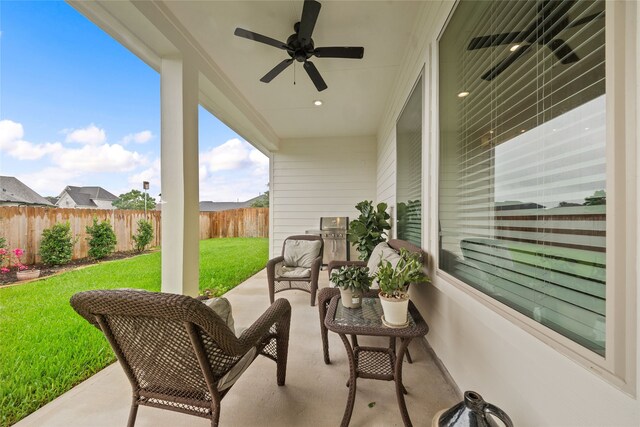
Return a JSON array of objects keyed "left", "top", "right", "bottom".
[
  {"left": 250, "top": 191, "right": 269, "bottom": 207},
  {"left": 40, "top": 222, "right": 76, "bottom": 266},
  {"left": 132, "top": 219, "right": 154, "bottom": 252},
  {"left": 113, "top": 189, "right": 157, "bottom": 210},
  {"left": 86, "top": 218, "right": 117, "bottom": 260}
]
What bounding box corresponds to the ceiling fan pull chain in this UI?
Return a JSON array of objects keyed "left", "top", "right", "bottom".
[{"left": 294, "top": 62, "right": 296, "bottom": 85}]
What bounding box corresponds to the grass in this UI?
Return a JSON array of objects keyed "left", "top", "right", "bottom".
[{"left": 0, "top": 237, "right": 268, "bottom": 427}]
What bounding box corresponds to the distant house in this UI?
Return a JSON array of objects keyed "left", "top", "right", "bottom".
[
  {"left": 199, "top": 195, "right": 261, "bottom": 212},
  {"left": 56, "top": 186, "right": 118, "bottom": 209},
  {"left": 0, "top": 176, "right": 54, "bottom": 207},
  {"left": 157, "top": 197, "right": 258, "bottom": 212}
]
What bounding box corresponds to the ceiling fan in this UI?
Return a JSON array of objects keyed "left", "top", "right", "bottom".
[
  {"left": 234, "top": 0, "right": 364, "bottom": 92},
  {"left": 467, "top": 0, "right": 604, "bottom": 81}
]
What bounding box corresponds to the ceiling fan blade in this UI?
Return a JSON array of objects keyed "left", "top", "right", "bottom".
[
  {"left": 314, "top": 47, "right": 364, "bottom": 59},
  {"left": 567, "top": 10, "right": 605, "bottom": 29},
  {"left": 298, "top": 0, "right": 321, "bottom": 44},
  {"left": 260, "top": 59, "right": 294, "bottom": 83},
  {"left": 548, "top": 39, "right": 579, "bottom": 64},
  {"left": 234, "top": 28, "right": 289, "bottom": 50},
  {"left": 468, "top": 32, "right": 525, "bottom": 50},
  {"left": 481, "top": 44, "right": 532, "bottom": 81},
  {"left": 303, "top": 61, "right": 327, "bottom": 91}
]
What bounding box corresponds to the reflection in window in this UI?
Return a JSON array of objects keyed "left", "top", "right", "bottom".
[
  {"left": 397, "top": 76, "right": 423, "bottom": 247},
  {"left": 438, "top": 0, "right": 606, "bottom": 355}
]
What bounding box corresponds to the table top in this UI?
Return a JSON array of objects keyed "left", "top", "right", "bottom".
[{"left": 324, "top": 296, "right": 429, "bottom": 338}]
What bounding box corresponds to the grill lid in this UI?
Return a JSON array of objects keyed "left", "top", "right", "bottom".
[{"left": 320, "top": 216, "right": 349, "bottom": 231}]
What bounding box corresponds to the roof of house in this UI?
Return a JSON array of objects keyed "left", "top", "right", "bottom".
[
  {"left": 0, "top": 176, "right": 54, "bottom": 206},
  {"left": 199, "top": 196, "right": 260, "bottom": 212},
  {"left": 59, "top": 186, "right": 118, "bottom": 207}
]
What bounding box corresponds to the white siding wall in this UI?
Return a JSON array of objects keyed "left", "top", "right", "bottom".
[
  {"left": 376, "top": 1, "right": 640, "bottom": 426},
  {"left": 270, "top": 136, "right": 376, "bottom": 258}
]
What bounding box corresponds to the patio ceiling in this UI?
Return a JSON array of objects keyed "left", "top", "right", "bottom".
[{"left": 70, "top": 0, "right": 424, "bottom": 150}]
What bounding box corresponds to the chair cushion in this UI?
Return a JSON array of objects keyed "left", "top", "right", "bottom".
[
  {"left": 276, "top": 262, "right": 311, "bottom": 278},
  {"left": 217, "top": 346, "right": 257, "bottom": 391},
  {"left": 283, "top": 239, "right": 322, "bottom": 268},
  {"left": 203, "top": 297, "right": 235, "bottom": 336},
  {"left": 366, "top": 242, "right": 402, "bottom": 288}
]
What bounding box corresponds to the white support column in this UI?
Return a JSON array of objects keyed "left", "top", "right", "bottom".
[{"left": 160, "top": 56, "right": 200, "bottom": 296}]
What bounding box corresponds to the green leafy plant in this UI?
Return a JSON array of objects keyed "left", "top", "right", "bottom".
[
  {"left": 40, "top": 222, "right": 76, "bottom": 266},
  {"left": 330, "top": 265, "right": 372, "bottom": 292},
  {"left": 86, "top": 218, "right": 117, "bottom": 260},
  {"left": 376, "top": 248, "right": 429, "bottom": 298},
  {"left": 132, "top": 219, "right": 154, "bottom": 252},
  {"left": 348, "top": 200, "right": 391, "bottom": 261},
  {"left": 113, "top": 189, "right": 156, "bottom": 210}
]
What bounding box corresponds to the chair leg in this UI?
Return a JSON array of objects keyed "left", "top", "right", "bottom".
[
  {"left": 310, "top": 287, "right": 316, "bottom": 306},
  {"left": 127, "top": 398, "right": 139, "bottom": 427}
]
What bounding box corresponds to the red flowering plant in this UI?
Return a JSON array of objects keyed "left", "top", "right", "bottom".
[{"left": 0, "top": 247, "right": 32, "bottom": 273}]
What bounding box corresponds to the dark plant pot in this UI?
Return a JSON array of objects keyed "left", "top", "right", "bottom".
[{"left": 435, "top": 391, "right": 513, "bottom": 427}]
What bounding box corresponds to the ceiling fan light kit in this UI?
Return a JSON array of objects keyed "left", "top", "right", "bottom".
[{"left": 234, "top": 0, "right": 365, "bottom": 92}]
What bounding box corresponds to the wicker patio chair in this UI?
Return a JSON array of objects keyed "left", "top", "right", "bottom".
[
  {"left": 267, "top": 234, "right": 323, "bottom": 306},
  {"left": 70, "top": 289, "right": 291, "bottom": 427}
]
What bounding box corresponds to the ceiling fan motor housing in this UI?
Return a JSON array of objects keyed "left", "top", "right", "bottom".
[{"left": 287, "top": 24, "right": 315, "bottom": 62}]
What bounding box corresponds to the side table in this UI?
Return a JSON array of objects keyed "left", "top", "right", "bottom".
[{"left": 324, "top": 295, "right": 429, "bottom": 427}]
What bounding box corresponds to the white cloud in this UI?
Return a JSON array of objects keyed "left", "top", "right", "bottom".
[
  {"left": 121, "top": 130, "right": 153, "bottom": 145},
  {"left": 0, "top": 119, "right": 63, "bottom": 160},
  {"left": 65, "top": 124, "right": 106, "bottom": 145},
  {"left": 198, "top": 138, "right": 269, "bottom": 202},
  {"left": 17, "top": 167, "right": 81, "bottom": 196},
  {"left": 51, "top": 143, "right": 146, "bottom": 172},
  {"left": 129, "top": 158, "right": 161, "bottom": 190},
  {"left": 200, "top": 138, "right": 262, "bottom": 172}
]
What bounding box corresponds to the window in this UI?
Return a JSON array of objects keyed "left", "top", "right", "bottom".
[
  {"left": 397, "top": 76, "right": 423, "bottom": 247},
  {"left": 438, "top": 0, "right": 606, "bottom": 355}
]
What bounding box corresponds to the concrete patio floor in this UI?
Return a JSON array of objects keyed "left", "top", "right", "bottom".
[{"left": 15, "top": 269, "right": 459, "bottom": 427}]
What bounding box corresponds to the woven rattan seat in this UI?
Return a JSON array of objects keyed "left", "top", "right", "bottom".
[
  {"left": 267, "top": 235, "right": 323, "bottom": 306},
  {"left": 70, "top": 289, "right": 291, "bottom": 427}
]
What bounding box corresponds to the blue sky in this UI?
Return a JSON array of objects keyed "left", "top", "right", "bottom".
[{"left": 0, "top": 1, "right": 268, "bottom": 202}]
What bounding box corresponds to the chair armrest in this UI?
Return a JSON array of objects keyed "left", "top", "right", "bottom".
[
  {"left": 238, "top": 299, "right": 291, "bottom": 350},
  {"left": 327, "top": 260, "right": 366, "bottom": 277},
  {"left": 267, "top": 256, "right": 285, "bottom": 270}
]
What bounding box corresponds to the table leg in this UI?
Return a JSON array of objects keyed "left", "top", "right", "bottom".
[
  {"left": 395, "top": 337, "right": 413, "bottom": 427},
  {"left": 338, "top": 333, "right": 357, "bottom": 427}
]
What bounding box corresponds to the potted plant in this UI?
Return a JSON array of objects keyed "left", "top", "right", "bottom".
[
  {"left": 330, "top": 265, "right": 372, "bottom": 308},
  {"left": 1, "top": 248, "right": 41, "bottom": 281},
  {"left": 376, "top": 248, "right": 429, "bottom": 326},
  {"left": 348, "top": 200, "right": 391, "bottom": 261}
]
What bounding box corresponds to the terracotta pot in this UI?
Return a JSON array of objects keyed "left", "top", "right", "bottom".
[
  {"left": 339, "top": 288, "right": 362, "bottom": 308},
  {"left": 379, "top": 292, "right": 409, "bottom": 326},
  {"left": 16, "top": 269, "right": 41, "bottom": 281}
]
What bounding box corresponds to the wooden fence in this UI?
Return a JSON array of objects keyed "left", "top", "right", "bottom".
[{"left": 0, "top": 206, "right": 268, "bottom": 264}]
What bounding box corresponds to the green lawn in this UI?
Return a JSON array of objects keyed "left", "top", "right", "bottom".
[{"left": 0, "top": 237, "right": 268, "bottom": 427}]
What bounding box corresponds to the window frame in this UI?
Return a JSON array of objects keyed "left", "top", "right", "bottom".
[{"left": 429, "top": 0, "right": 637, "bottom": 393}]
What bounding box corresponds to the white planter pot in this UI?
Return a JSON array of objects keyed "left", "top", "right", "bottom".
[
  {"left": 379, "top": 292, "right": 409, "bottom": 326},
  {"left": 16, "top": 269, "right": 41, "bottom": 281},
  {"left": 339, "top": 288, "right": 362, "bottom": 308}
]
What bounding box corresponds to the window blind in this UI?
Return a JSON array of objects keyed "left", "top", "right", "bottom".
[
  {"left": 397, "top": 77, "right": 423, "bottom": 247},
  {"left": 439, "top": 0, "right": 606, "bottom": 355}
]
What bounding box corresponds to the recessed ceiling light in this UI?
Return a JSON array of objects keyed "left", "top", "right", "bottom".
[
  {"left": 457, "top": 91, "right": 470, "bottom": 98},
  {"left": 520, "top": 129, "right": 526, "bottom": 133},
  {"left": 313, "top": 100, "right": 323, "bottom": 106},
  {"left": 510, "top": 44, "right": 521, "bottom": 52}
]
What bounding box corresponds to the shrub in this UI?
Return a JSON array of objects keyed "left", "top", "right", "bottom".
[
  {"left": 132, "top": 219, "right": 154, "bottom": 252},
  {"left": 40, "top": 222, "right": 75, "bottom": 266},
  {"left": 86, "top": 218, "right": 117, "bottom": 259}
]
